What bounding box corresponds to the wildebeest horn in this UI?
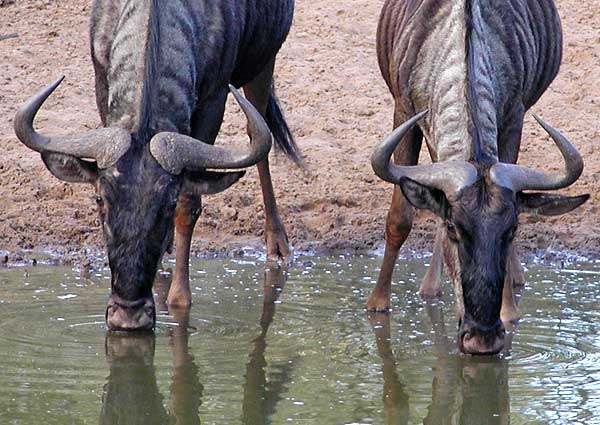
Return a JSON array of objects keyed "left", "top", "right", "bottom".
[
  {"left": 149, "top": 85, "right": 272, "bottom": 175},
  {"left": 14, "top": 76, "right": 131, "bottom": 169},
  {"left": 490, "top": 115, "right": 584, "bottom": 192},
  {"left": 371, "top": 110, "right": 478, "bottom": 195}
]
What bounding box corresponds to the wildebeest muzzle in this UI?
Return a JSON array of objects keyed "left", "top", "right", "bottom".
[
  {"left": 105, "top": 293, "right": 156, "bottom": 332},
  {"left": 458, "top": 317, "right": 505, "bottom": 356}
]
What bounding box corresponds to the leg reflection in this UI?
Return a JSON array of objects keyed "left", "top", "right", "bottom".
[
  {"left": 168, "top": 305, "right": 203, "bottom": 425},
  {"left": 423, "top": 300, "right": 458, "bottom": 425},
  {"left": 157, "top": 270, "right": 204, "bottom": 425},
  {"left": 368, "top": 313, "right": 410, "bottom": 425},
  {"left": 242, "top": 266, "right": 295, "bottom": 425}
]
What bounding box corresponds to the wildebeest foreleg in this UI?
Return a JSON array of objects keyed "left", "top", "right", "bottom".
[
  {"left": 508, "top": 246, "right": 525, "bottom": 287},
  {"left": 168, "top": 92, "right": 228, "bottom": 307},
  {"left": 501, "top": 244, "right": 521, "bottom": 323},
  {"left": 243, "top": 61, "right": 292, "bottom": 262},
  {"left": 419, "top": 227, "right": 444, "bottom": 297},
  {"left": 367, "top": 106, "right": 423, "bottom": 312},
  {"left": 168, "top": 193, "right": 202, "bottom": 307}
]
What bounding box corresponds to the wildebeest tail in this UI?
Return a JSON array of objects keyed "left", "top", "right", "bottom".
[{"left": 266, "top": 85, "right": 301, "bottom": 165}]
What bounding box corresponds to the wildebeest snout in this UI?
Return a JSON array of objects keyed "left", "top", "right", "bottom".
[
  {"left": 458, "top": 319, "right": 505, "bottom": 356},
  {"left": 106, "top": 294, "right": 155, "bottom": 332}
]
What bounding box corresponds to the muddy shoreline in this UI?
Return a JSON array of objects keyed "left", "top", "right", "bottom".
[{"left": 1, "top": 239, "right": 596, "bottom": 271}]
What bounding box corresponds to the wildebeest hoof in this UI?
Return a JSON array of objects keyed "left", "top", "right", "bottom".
[
  {"left": 265, "top": 229, "right": 292, "bottom": 263},
  {"left": 365, "top": 295, "right": 391, "bottom": 313},
  {"left": 166, "top": 289, "right": 192, "bottom": 308},
  {"left": 500, "top": 308, "right": 521, "bottom": 324}
]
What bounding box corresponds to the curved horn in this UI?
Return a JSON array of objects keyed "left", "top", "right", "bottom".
[
  {"left": 150, "top": 85, "right": 272, "bottom": 175},
  {"left": 490, "top": 115, "right": 584, "bottom": 192},
  {"left": 371, "top": 110, "right": 477, "bottom": 195},
  {"left": 14, "top": 76, "right": 131, "bottom": 169}
]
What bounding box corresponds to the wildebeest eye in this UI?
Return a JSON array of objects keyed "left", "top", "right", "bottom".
[{"left": 95, "top": 195, "right": 104, "bottom": 207}]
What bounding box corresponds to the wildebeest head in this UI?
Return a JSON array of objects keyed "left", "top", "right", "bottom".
[
  {"left": 15, "top": 77, "right": 272, "bottom": 332},
  {"left": 372, "top": 111, "right": 589, "bottom": 355}
]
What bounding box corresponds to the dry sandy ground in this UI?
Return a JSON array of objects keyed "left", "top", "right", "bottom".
[{"left": 0, "top": 0, "right": 599, "bottom": 264}]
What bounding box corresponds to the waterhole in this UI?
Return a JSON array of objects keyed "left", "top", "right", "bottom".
[{"left": 0, "top": 255, "right": 599, "bottom": 424}]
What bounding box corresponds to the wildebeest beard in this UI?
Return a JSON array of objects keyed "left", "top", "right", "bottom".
[
  {"left": 99, "top": 144, "right": 181, "bottom": 302},
  {"left": 448, "top": 181, "right": 518, "bottom": 328}
]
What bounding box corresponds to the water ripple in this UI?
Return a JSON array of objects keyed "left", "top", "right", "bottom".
[{"left": 0, "top": 257, "right": 599, "bottom": 424}]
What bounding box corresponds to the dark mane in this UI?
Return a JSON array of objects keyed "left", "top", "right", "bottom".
[
  {"left": 136, "top": 0, "right": 161, "bottom": 145},
  {"left": 464, "top": 0, "right": 495, "bottom": 168}
]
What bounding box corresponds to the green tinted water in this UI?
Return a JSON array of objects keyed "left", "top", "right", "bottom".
[{"left": 0, "top": 255, "right": 599, "bottom": 424}]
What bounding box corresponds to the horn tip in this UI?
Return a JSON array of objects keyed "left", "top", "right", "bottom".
[
  {"left": 49, "top": 75, "right": 66, "bottom": 91},
  {"left": 228, "top": 84, "right": 247, "bottom": 106},
  {"left": 228, "top": 84, "right": 240, "bottom": 95}
]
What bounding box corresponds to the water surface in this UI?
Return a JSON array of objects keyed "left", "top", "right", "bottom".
[{"left": 0, "top": 255, "right": 599, "bottom": 424}]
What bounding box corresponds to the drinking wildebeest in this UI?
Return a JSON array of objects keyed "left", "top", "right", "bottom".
[
  {"left": 368, "top": 0, "right": 588, "bottom": 354},
  {"left": 14, "top": 0, "right": 298, "bottom": 331}
]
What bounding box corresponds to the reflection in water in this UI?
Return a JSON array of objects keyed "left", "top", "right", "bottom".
[
  {"left": 100, "top": 267, "right": 291, "bottom": 425},
  {"left": 369, "top": 302, "right": 511, "bottom": 425},
  {"left": 369, "top": 313, "right": 410, "bottom": 424},
  {"left": 242, "top": 266, "right": 293, "bottom": 425},
  {"left": 3, "top": 257, "right": 599, "bottom": 423},
  {"left": 102, "top": 333, "right": 169, "bottom": 425},
  {"left": 101, "top": 272, "right": 203, "bottom": 425}
]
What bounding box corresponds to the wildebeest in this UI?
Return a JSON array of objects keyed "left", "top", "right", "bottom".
[
  {"left": 368, "top": 0, "right": 588, "bottom": 354},
  {"left": 15, "top": 0, "right": 298, "bottom": 331}
]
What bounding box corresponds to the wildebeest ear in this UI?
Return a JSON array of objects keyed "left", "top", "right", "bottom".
[
  {"left": 182, "top": 170, "right": 246, "bottom": 195},
  {"left": 41, "top": 152, "right": 99, "bottom": 184},
  {"left": 517, "top": 192, "right": 590, "bottom": 216},
  {"left": 399, "top": 177, "right": 449, "bottom": 218}
]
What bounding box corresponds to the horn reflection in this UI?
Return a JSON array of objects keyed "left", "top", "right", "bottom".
[{"left": 368, "top": 300, "right": 513, "bottom": 425}]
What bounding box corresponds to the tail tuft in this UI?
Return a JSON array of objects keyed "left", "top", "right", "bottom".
[{"left": 266, "top": 85, "right": 302, "bottom": 165}]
